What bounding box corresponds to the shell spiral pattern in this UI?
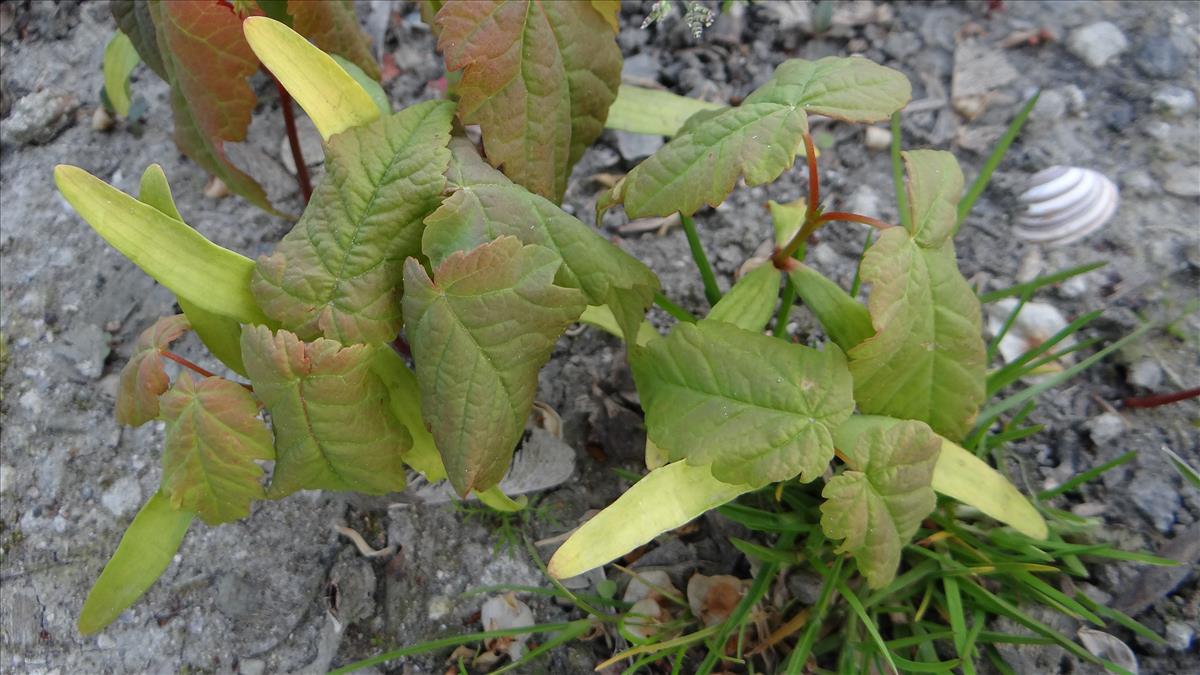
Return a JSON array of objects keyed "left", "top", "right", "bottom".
[{"left": 1015, "top": 166, "right": 1119, "bottom": 245}]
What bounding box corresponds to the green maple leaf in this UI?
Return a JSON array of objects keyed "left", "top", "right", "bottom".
[
  {"left": 423, "top": 142, "right": 659, "bottom": 343},
  {"left": 704, "top": 264, "right": 782, "bottom": 333},
  {"left": 158, "top": 373, "right": 274, "bottom": 525},
  {"left": 402, "top": 236, "right": 586, "bottom": 495},
  {"left": 434, "top": 0, "right": 621, "bottom": 202},
  {"left": 820, "top": 417, "right": 941, "bottom": 589},
  {"left": 116, "top": 314, "right": 191, "bottom": 427},
  {"left": 848, "top": 151, "right": 986, "bottom": 440},
  {"left": 632, "top": 321, "right": 855, "bottom": 488},
  {"left": 252, "top": 101, "right": 456, "bottom": 344},
  {"left": 609, "top": 57, "right": 911, "bottom": 218},
  {"left": 240, "top": 325, "right": 411, "bottom": 498}
]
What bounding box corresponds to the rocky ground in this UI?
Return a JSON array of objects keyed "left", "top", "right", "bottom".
[{"left": 1, "top": 1, "right": 1197, "bottom": 673}]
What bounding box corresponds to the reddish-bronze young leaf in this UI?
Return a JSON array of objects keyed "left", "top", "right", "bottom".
[
  {"left": 288, "top": 0, "right": 380, "bottom": 80},
  {"left": 159, "top": 373, "right": 274, "bottom": 525},
  {"left": 402, "top": 237, "right": 586, "bottom": 496},
  {"left": 240, "top": 326, "right": 411, "bottom": 498},
  {"left": 435, "top": 0, "right": 621, "bottom": 202},
  {"left": 148, "top": 0, "right": 274, "bottom": 213},
  {"left": 116, "top": 314, "right": 192, "bottom": 427}
]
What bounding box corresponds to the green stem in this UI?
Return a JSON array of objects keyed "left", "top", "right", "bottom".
[
  {"left": 890, "top": 111, "right": 911, "bottom": 231},
  {"left": 773, "top": 132, "right": 822, "bottom": 267},
  {"left": 816, "top": 211, "right": 895, "bottom": 231},
  {"left": 654, "top": 292, "right": 698, "bottom": 323},
  {"left": 680, "top": 213, "right": 722, "bottom": 306}
]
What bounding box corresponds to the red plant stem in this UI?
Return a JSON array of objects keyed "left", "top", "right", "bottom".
[
  {"left": 815, "top": 211, "right": 896, "bottom": 231},
  {"left": 274, "top": 76, "right": 313, "bottom": 204},
  {"left": 160, "top": 350, "right": 254, "bottom": 391},
  {"left": 803, "top": 131, "right": 820, "bottom": 213},
  {"left": 160, "top": 350, "right": 218, "bottom": 379},
  {"left": 1123, "top": 387, "right": 1200, "bottom": 409},
  {"left": 772, "top": 132, "right": 823, "bottom": 268}
]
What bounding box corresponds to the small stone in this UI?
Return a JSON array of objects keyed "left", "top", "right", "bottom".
[
  {"left": 951, "top": 41, "right": 1018, "bottom": 120},
  {"left": 239, "top": 658, "right": 268, "bottom": 675},
  {"left": 1123, "top": 169, "right": 1159, "bottom": 197},
  {"left": 0, "top": 88, "right": 79, "bottom": 145},
  {"left": 882, "top": 31, "right": 921, "bottom": 60},
  {"left": 614, "top": 130, "right": 663, "bottom": 162},
  {"left": 1165, "top": 620, "right": 1194, "bottom": 652},
  {"left": 1152, "top": 85, "right": 1197, "bottom": 117},
  {"left": 1162, "top": 163, "right": 1200, "bottom": 199},
  {"left": 101, "top": 476, "right": 142, "bottom": 518},
  {"left": 1058, "top": 274, "right": 1090, "bottom": 299},
  {"left": 1143, "top": 120, "right": 1172, "bottom": 141},
  {"left": 204, "top": 176, "right": 230, "bottom": 199},
  {"left": 864, "top": 126, "right": 891, "bottom": 151},
  {"left": 18, "top": 390, "right": 43, "bottom": 416},
  {"left": 1103, "top": 101, "right": 1135, "bottom": 132},
  {"left": 1030, "top": 90, "right": 1068, "bottom": 125},
  {"left": 57, "top": 323, "right": 110, "bottom": 379},
  {"left": 1135, "top": 37, "right": 1185, "bottom": 79},
  {"left": 1084, "top": 412, "right": 1124, "bottom": 445},
  {"left": 1127, "top": 358, "right": 1163, "bottom": 390},
  {"left": 91, "top": 106, "right": 114, "bottom": 132},
  {"left": 1067, "top": 22, "right": 1129, "bottom": 69},
  {"left": 0, "top": 587, "right": 41, "bottom": 647},
  {"left": 1071, "top": 502, "right": 1107, "bottom": 518},
  {"left": 0, "top": 464, "right": 13, "bottom": 495},
  {"left": 427, "top": 595, "right": 453, "bottom": 620},
  {"left": 96, "top": 633, "right": 116, "bottom": 649},
  {"left": 848, "top": 184, "right": 881, "bottom": 217},
  {"left": 1058, "top": 85, "right": 1087, "bottom": 115},
  {"left": 1130, "top": 476, "right": 1180, "bottom": 534}
]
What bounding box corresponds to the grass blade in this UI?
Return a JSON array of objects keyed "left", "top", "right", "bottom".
[
  {"left": 1163, "top": 447, "right": 1200, "bottom": 489},
  {"left": 980, "top": 261, "right": 1107, "bottom": 304},
  {"left": 974, "top": 323, "right": 1152, "bottom": 435},
  {"left": 835, "top": 578, "right": 898, "bottom": 675},
  {"left": 956, "top": 91, "right": 1039, "bottom": 231},
  {"left": 986, "top": 310, "right": 1103, "bottom": 396},
  {"left": 1038, "top": 452, "right": 1137, "bottom": 500},
  {"left": 329, "top": 621, "right": 584, "bottom": 674},
  {"left": 785, "top": 557, "right": 845, "bottom": 674}
]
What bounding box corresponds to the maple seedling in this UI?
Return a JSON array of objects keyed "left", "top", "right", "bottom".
[{"left": 61, "top": 3, "right": 1055, "bottom": 656}]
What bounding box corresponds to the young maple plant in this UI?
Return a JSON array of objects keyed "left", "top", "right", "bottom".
[{"left": 58, "top": 0, "right": 1046, "bottom": 651}]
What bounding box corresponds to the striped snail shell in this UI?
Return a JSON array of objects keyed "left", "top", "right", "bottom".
[{"left": 1014, "top": 166, "right": 1119, "bottom": 245}]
